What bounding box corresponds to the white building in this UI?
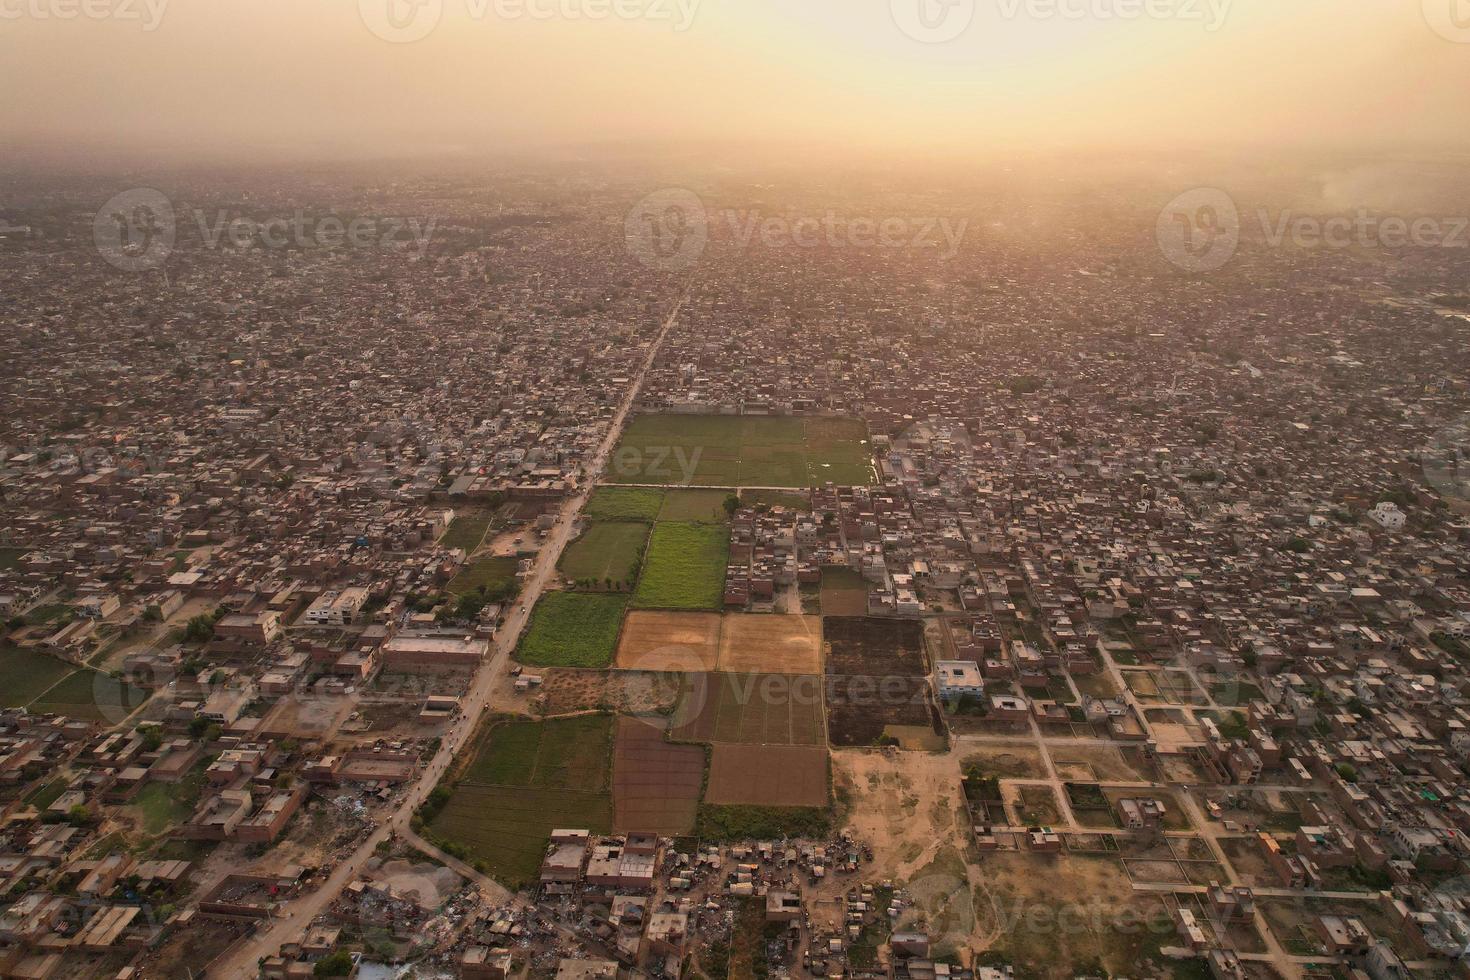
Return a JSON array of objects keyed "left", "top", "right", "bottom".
[
  {"left": 935, "top": 660, "right": 985, "bottom": 702},
  {"left": 1368, "top": 502, "right": 1406, "bottom": 532},
  {"left": 302, "top": 587, "right": 369, "bottom": 627}
]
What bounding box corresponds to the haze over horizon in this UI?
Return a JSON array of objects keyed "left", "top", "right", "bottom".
[{"left": 3, "top": 0, "right": 1469, "bottom": 169}]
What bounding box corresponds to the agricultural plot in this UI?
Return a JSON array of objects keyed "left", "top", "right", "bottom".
[
  {"left": 615, "top": 611, "right": 722, "bottom": 671},
  {"left": 447, "top": 556, "right": 519, "bottom": 596},
  {"left": 632, "top": 522, "right": 728, "bottom": 611},
  {"left": 30, "top": 669, "right": 149, "bottom": 722},
  {"left": 585, "top": 487, "right": 665, "bottom": 522},
  {"left": 657, "top": 488, "right": 734, "bottom": 523},
  {"left": 432, "top": 715, "right": 614, "bottom": 888},
  {"left": 559, "top": 521, "right": 648, "bottom": 589},
  {"left": 823, "top": 616, "right": 939, "bottom": 747},
  {"left": 818, "top": 567, "right": 868, "bottom": 617},
  {"left": 611, "top": 718, "right": 705, "bottom": 835},
  {"left": 608, "top": 414, "right": 873, "bottom": 488},
  {"left": 0, "top": 646, "right": 77, "bottom": 708},
  {"left": 705, "top": 744, "right": 829, "bottom": 808},
  {"left": 517, "top": 592, "right": 629, "bottom": 668},
  {"left": 718, "top": 614, "right": 822, "bottom": 674},
  {"left": 673, "top": 673, "right": 825, "bottom": 746}
]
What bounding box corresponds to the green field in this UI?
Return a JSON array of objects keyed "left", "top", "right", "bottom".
[
  {"left": 517, "top": 592, "right": 629, "bottom": 667},
  {"left": 30, "top": 669, "right": 150, "bottom": 722},
  {"left": 609, "top": 414, "right": 873, "bottom": 487},
  {"left": 447, "top": 556, "right": 519, "bottom": 596},
  {"left": 658, "top": 488, "right": 736, "bottom": 523},
  {"left": 695, "top": 804, "right": 833, "bottom": 842},
  {"left": 431, "top": 715, "right": 614, "bottom": 887},
  {"left": 633, "top": 523, "right": 729, "bottom": 611},
  {"left": 559, "top": 522, "right": 649, "bottom": 589},
  {"left": 440, "top": 512, "right": 493, "bottom": 553},
  {"left": 0, "top": 548, "right": 26, "bottom": 571},
  {"left": 585, "top": 487, "right": 665, "bottom": 522},
  {"left": 0, "top": 647, "right": 80, "bottom": 707}
]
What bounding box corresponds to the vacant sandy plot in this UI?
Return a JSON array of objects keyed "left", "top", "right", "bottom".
[
  {"left": 719, "top": 614, "right": 822, "bottom": 674},
  {"left": 705, "top": 744, "right": 829, "bottom": 807},
  {"left": 615, "top": 610, "right": 723, "bottom": 671},
  {"left": 612, "top": 718, "right": 705, "bottom": 835}
]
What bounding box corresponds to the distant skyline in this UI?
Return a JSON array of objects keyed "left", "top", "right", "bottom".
[{"left": 3, "top": 0, "right": 1469, "bottom": 167}]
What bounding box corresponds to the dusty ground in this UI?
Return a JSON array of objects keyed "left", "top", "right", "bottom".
[
  {"left": 615, "top": 610, "right": 723, "bottom": 671},
  {"left": 719, "top": 613, "right": 823, "bottom": 674},
  {"left": 534, "top": 669, "right": 683, "bottom": 717},
  {"left": 1048, "top": 744, "right": 1149, "bottom": 782},
  {"left": 834, "top": 749, "right": 968, "bottom": 879},
  {"left": 960, "top": 745, "right": 1045, "bottom": 779}
]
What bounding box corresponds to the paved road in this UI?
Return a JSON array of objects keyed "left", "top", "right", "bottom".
[{"left": 211, "top": 289, "right": 689, "bottom": 979}]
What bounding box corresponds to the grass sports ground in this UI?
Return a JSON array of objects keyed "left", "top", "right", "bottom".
[{"left": 608, "top": 414, "right": 873, "bottom": 487}]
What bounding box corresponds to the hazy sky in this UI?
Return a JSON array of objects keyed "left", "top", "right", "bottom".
[{"left": 3, "top": 0, "right": 1468, "bottom": 165}]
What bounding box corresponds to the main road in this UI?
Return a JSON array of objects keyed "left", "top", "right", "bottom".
[{"left": 212, "top": 289, "right": 689, "bottom": 979}]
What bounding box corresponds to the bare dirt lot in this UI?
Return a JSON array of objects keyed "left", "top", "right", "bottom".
[
  {"left": 536, "top": 669, "right": 683, "bottom": 717},
  {"left": 719, "top": 614, "right": 823, "bottom": 674},
  {"left": 960, "top": 744, "right": 1046, "bottom": 779},
  {"left": 1048, "top": 745, "right": 1150, "bottom": 783},
  {"left": 615, "top": 611, "right": 723, "bottom": 671},
  {"left": 706, "top": 744, "right": 830, "bottom": 807},
  {"left": 672, "top": 672, "right": 825, "bottom": 746},
  {"left": 833, "top": 750, "right": 968, "bottom": 879},
  {"left": 612, "top": 718, "right": 705, "bottom": 834}
]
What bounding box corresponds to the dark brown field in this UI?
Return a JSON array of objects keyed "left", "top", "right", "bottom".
[
  {"left": 704, "top": 744, "right": 830, "bottom": 807},
  {"left": 611, "top": 717, "right": 705, "bottom": 835},
  {"left": 823, "top": 616, "right": 942, "bottom": 747}
]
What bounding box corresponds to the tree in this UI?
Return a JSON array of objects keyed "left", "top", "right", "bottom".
[
  {"left": 723, "top": 494, "right": 740, "bottom": 517},
  {"left": 313, "top": 951, "right": 354, "bottom": 977}
]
